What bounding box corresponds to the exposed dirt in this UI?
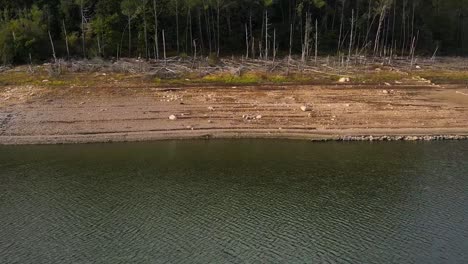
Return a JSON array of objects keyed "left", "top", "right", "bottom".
[{"left": 1, "top": 78, "right": 468, "bottom": 144}]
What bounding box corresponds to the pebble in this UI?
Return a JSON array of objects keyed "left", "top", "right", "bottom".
[{"left": 169, "top": 115, "right": 177, "bottom": 120}]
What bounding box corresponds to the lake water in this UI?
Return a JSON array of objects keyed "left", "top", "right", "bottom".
[{"left": 0, "top": 140, "right": 467, "bottom": 263}]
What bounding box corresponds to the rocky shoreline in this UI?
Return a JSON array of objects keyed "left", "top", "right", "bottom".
[{"left": 337, "top": 135, "right": 468, "bottom": 142}]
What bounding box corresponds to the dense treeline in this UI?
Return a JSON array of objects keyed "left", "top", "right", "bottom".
[{"left": 0, "top": 0, "right": 467, "bottom": 64}]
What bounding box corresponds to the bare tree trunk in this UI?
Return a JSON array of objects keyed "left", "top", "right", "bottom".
[
  {"left": 175, "top": 0, "right": 180, "bottom": 54},
  {"left": 48, "top": 30, "right": 57, "bottom": 63},
  {"left": 348, "top": 9, "right": 354, "bottom": 66},
  {"left": 128, "top": 17, "right": 132, "bottom": 56},
  {"left": 162, "top": 29, "right": 167, "bottom": 64},
  {"left": 273, "top": 28, "right": 276, "bottom": 62},
  {"left": 302, "top": 13, "right": 311, "bottom": 62},
  {"left": 374, "top": 5, "right": 387, "bottom": 56},
  {"left": 337, "top": 0, "right": 346, "bottom": 54},
  {"left": 249, "top": 9, "right": 254, "bottom": 58},
  {"left": 153, "top": 0, "right": 159, "bottom": 59},
  {"left": 289, "top": 23, "right": 293, "bottom": 60},
  {"left": 245, "top": 23, "right": 249, "bottom": 58},
  {"left": 216, "top": 0, "right": 220, "bottom": 56},
  {"left": 97, "top": 34, "right": 102, "bottom": 56},
  {"left": 62, "top": 20, "right": 70, "bottom": 60},
  {"left": 265, "top": 10, "right": 268, "bottom": 61},
  {"left": 143, "top": 4, "right": 148, "bottom": 59},
  {"left": 315, "top": 19, "right": 318, "bottom": 64},
  {"left": 197, "top": 9, "right": 204, "bottom": 55},
  {"left": 80, "top": 0, "right": 86, "bottom": 58}
]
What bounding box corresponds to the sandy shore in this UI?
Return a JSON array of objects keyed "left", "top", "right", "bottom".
[{"left": 1, "top": 81, "right": 468, "bottom": 144}]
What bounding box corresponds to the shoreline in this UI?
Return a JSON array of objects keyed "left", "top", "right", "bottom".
[
  {"left": 1, "top": 64, "right": 468, "bottom": 145},
  {"left": 1, "top": 128, "right": 467, "bottom": 145}
]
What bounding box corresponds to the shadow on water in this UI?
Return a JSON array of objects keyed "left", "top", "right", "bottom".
[{"left": 0, "top": 140, "right": 467, "bottom": 263}]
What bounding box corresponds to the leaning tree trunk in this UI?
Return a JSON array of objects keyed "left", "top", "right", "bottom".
[{"left": 374, "top": 5, "right": 387, "bottom": 57}]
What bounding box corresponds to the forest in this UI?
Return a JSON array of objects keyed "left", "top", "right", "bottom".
[{"left": 0, "top": 0, "right": 467, "bottom": 64}]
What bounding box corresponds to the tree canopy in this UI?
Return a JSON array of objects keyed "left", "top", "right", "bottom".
[{"left": 0, "top": 0, "right": 467, "bottom": 64}]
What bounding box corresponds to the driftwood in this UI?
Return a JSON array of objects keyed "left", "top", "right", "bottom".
[{"left": 21, "top": 56, "right": 468, "bottom": 79}]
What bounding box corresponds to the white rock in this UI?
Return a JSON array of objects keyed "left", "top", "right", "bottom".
[
  {"left": 300, "top": 105, "right": 309, "bottom": 112},
  {"left": 415, "top": 65, "right": 421, "bottom": 69},
  {"left": 256, "top": 115, "right": 262, "bottom": 119},
  {"left": 169, "top": 115, "right": 177, "bottom": 120},
  {"left": 338, "top": 77, "right": 350, "bottom": 83},
  {"left": 384, "top": 82, "right": 391, "bottom": 86},
  {"left": 382, "top": 90, "right": 389, "bottom": 94},
  {"left": 208, "top": 106, "right": 215, "bottom": 111}
]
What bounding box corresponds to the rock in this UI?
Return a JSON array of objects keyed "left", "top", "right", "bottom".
[
  {"left": 169, "top": 115, "right": 177, "bottom": 120},
  {"left": 207, "top": 120, "right": 213, "bottom": 123},
  {"left": 79, "top": 101, "right": 85, "bottom": 105},
  {"left": 375, "top": 68, "right": 382, "bottom": 72},
  {"left": 42, "top": 79, "right": 49, "bottom": 83},
  {"left": 382, "top": 90, "right": 389, "bottom": 94},
  {"left": 256, "top": 115, "right": 263, "bottom": 119},
  {"left": 300, "top": 105, "right": 309, "bottom": 112},
  {"left": 338, "top": 77, "right": 350, "bottom": 83},
  {"left": 208, "top": 106, "right": 215, "bottom": 111},
  {"left": 415, "top": 65, "right": 421, "bottom": 69},
  {"left": 384, "top": 82, "right": 391, "bottom": 86}
]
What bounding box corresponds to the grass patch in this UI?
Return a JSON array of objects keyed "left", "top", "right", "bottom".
[{"left": 416, "top": 70, "right": 468, "bottom": 84}]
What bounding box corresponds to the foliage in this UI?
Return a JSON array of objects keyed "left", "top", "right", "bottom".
[{"left": 0, "top": 0, "right": 468, "bottom": 64}]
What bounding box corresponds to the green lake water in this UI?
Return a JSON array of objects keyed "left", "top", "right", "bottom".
[{"left": 0, "top": 140, "right": 467, "bottom": 263}]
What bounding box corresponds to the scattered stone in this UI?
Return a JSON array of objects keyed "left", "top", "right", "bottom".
[
  {"left": 375, "top": 68, "right": 382, "bottom": 71},
  {"left": 344, "top": 103, "right": 350, "bottom": 107},
  {"left": 382, "top": 90, "right": 389, "bottom": 94},
  {"left": 208, "top": 106, "right": 215, "bottom": 111},
  {"left": 256, "top": 115, "right": 263, "bottom": 119},
  {"left": 415, "top": 65, "right": 421, "bottom": 69},
  {"left": 42, "top": 79, "right": 49, "bottom": 83},
  {"left": 384, "top": 82, "right": 391, "bottom": 86},
  {"left": 207, "top": 120, "right": 213, "bottom": 123},
  {"left": 300, "top": 105, "right": 309, "bottom": 112},
  {"left": 79, "top": 101, "right": 85, "bottom": 105},
  {"left": 169, "top": 115, "right": 177, "bottom": 120},
  {"left": 395, "top": 80, "right": 402, "bottom": 84}
]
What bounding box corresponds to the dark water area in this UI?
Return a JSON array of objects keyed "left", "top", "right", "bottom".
[{"left": 0, "top": 140, "right": 467, "bottom": 263}]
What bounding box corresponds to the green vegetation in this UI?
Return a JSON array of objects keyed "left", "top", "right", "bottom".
[{"left": 0, "top": 0, "right": 468, "bottom": 65}]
